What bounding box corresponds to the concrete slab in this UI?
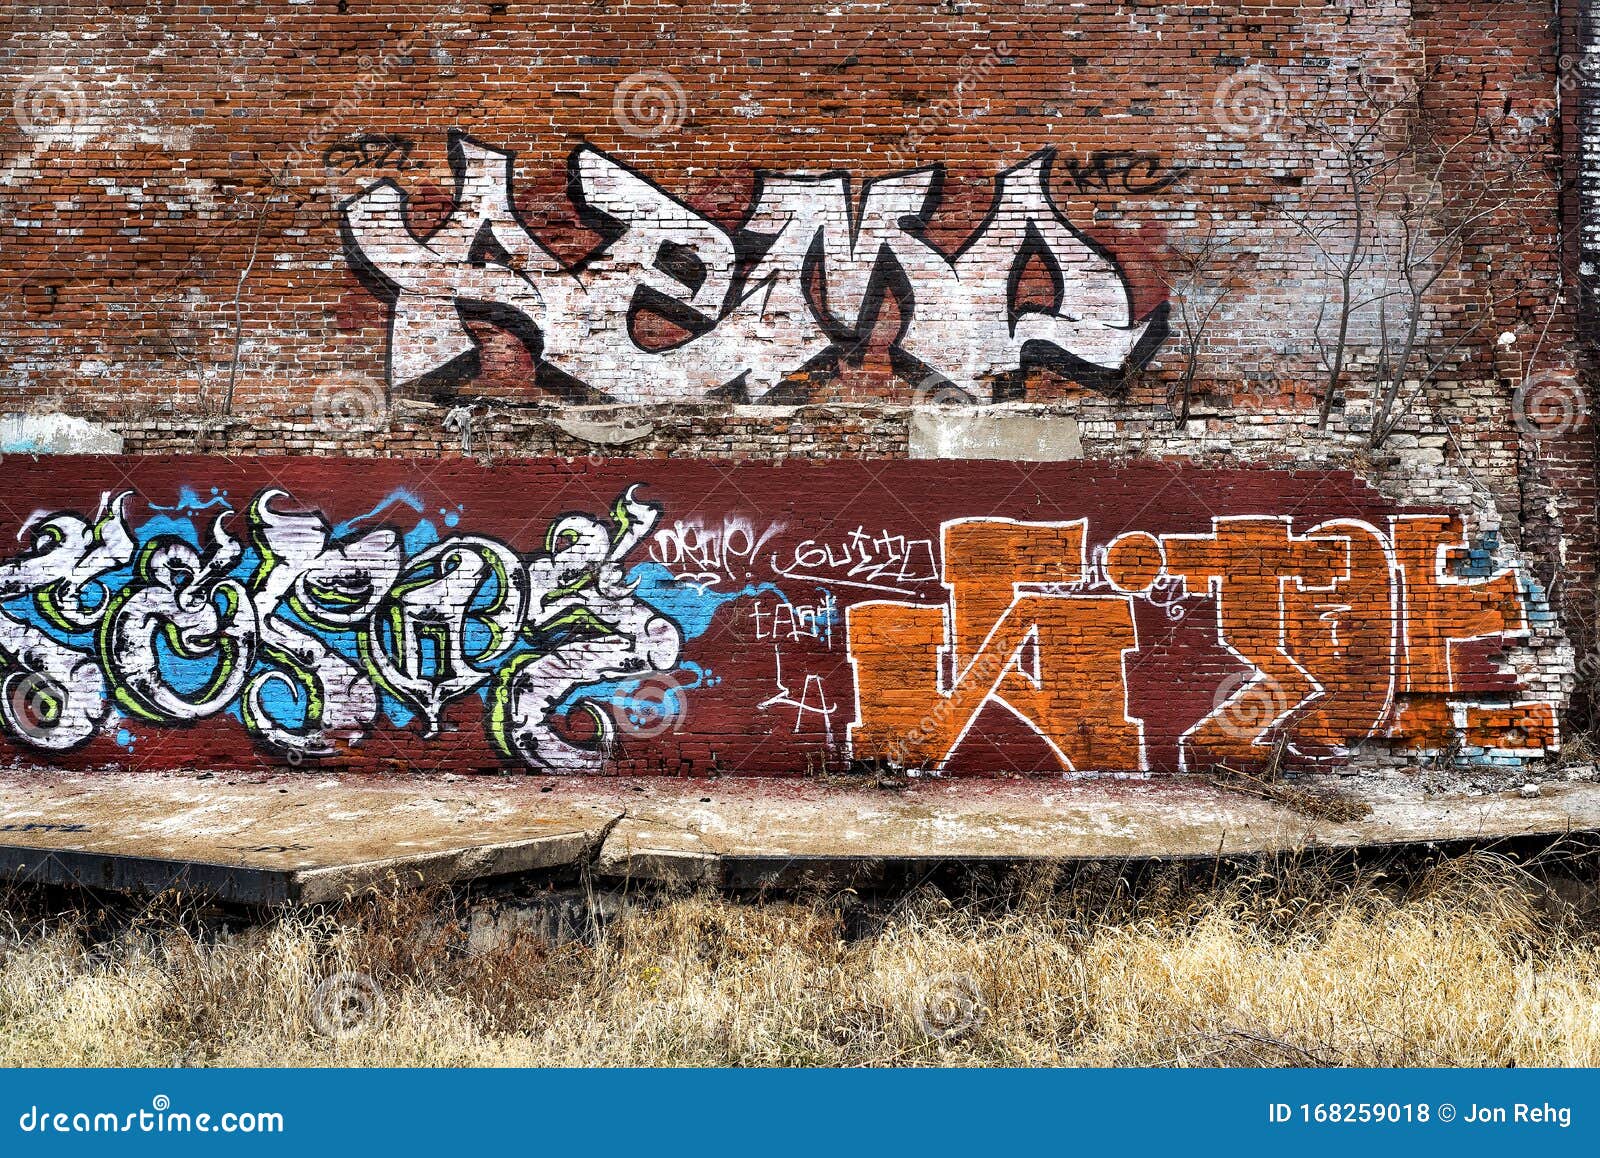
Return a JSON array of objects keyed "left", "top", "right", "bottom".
[
  {"left": 590, "top": 776, "right": 1600, "bottom": 886},
  {"left": 907, "top": 407, "right": 1084, "bottom": 460},
  {"left": 0, "top": 771, "right": 622, "bottom": 903},
  {"left": 0, "top": 413, "right": 125, "bottom": 455},
  {"left": 2, "top": 770, "right": 1597, "bottom": 900}
]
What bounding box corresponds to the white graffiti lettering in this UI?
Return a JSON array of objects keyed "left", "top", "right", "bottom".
[
  {"left": 750, "top": 595, "right": 837, "bottom": 648},
  {"left": 341, "top": 133, "right": 1166, "bottom": 402},
  {"left": 775, "top": 526, "right": 939, "bottom": 595},
  {"left": 0, "top": 493, "right": 135, "bottom": 750},
  {"left": 648, "top": 516, "right": 784, "bottom": 591},
  {"left": 0, "top": 487, "right": 679, "bottom": 775}
]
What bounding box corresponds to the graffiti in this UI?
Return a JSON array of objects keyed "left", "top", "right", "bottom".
[
  {"left": 774, "top": 528, "right": 939, "bottom": 595},
  {"left": 323, "top": 133, "right": 416, "bottom": 175},
  {"left": 849, "top": 518, "right": 1145, "bottom": 771},
  {"left": 750, "top": 594, "right": 837, "bottom": 648},
  {"left": 1072, "top": 539, "right": 1192, "bottom": 621},
  {"left": 0, "top": 482, "right": 679, "bottom": 774},
  {"left": 648, "top": 516, "right": 785, "bottom": 592},
  {"left": 758, "top": 646, "right": 839, "bottom": 744},
  {"left": 244, "top": 490, "right": 401, "bottom": 756},
  {"left": 340, "top": 132, "right": 1167, "bottom": 403},
  {"left": 0, "top": 492, "right": 136, "bottom": 751},
  {"left": 0, "top": 459, "right": 1565, "bottom": 777},
  {"left": 487, "top": 491, "right": 683, "bottom": 771},
  {"left": 849, "top": 514, "right": 1557, "bottom": 773},
  {"left": 1061, "top": 150, "right": 1187, "bottom": 195}
]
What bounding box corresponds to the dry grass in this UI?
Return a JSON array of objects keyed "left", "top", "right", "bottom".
[{"left": 2, "top": 854, "right": 1598, "bottom": 1066}]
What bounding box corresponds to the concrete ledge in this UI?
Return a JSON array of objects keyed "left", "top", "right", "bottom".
[
  {"left": 0, "top": 771, "right": 620, "bottom": 903},
  {"left": 2, "top": 771, "right": 1597, "bottom": 900},
  {"left": 592, "top": 777, "right": 1600, "bottom": 886}
]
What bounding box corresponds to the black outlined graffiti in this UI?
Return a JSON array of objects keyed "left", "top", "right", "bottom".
[
  {"left": 0, "top": 486, "right": 680, "bottom": 774},
  {"left": 0, "top": 492, "right": 135, "bottom": 752},
  {"left": 323, "top": 133, "right": 416, "bottom": 175},
  {"left": 340, "top": 131, "right": 1169, "bottom": 403},
  {"left": 1061, "top": 150, "right": 1187, "bottom": 195}
]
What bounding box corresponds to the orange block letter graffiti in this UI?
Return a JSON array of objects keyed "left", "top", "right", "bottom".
[
  {"left": 1388, "top": 514, "right": 1555, "bottom": 751},
  {"left": 847, "top": 519, "right": 1143, "bottom": 771},
  {"left": 1161, "top": 517, "right": 1399, "bottom": 769}
]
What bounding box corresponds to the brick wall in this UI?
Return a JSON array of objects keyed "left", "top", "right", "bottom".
[
  {"left": 0, "top": 0, "right": 1592, "bottom": 777},
  {"left": 0, "top": 457, "right": 1562, "bottom": 777}
]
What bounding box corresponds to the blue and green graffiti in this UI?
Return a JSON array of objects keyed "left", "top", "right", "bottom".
[{"left": 0, "top": 484, "right": 723, "bottom": 772}]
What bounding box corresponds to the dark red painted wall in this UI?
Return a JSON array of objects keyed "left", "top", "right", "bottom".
[{"left": 0, "top": 456, "right": 1557, "bottom": 777}]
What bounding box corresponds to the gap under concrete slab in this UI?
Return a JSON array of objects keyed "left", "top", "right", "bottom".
[{"left": 1, "top": 771, "right": 1597, "bottom": 902}]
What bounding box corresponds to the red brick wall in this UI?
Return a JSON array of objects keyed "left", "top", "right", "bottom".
[
  {"left": 0, "top": 2, "right": 1577, "bottom": 406},
  {"left": 0, "top": 457, "right": 1561, "bottom": 777},
  {"left": 0, "top": 0, "right": 1591, "bottom": 769}
]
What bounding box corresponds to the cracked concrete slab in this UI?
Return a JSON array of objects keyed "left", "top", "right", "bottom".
[
  {"left": 590, "top": 776, "right": 1600, "bottom": 886},
  {"left": 3, "top": 771, "right": 1597, "bottom": 900},
  {"left": 0, "top": 771, "right": 621, "bottom": 903}
]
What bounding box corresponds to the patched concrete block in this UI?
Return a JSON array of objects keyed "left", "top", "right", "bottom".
[
  {"left": 1, "top": 413, "right": 124, "bottom": 455},
  {"left": 547, "top": 414, "right": 657, "bottom": 446},
  {"left": 908, "top": 408, "right": 1083, "bottom": 460}
]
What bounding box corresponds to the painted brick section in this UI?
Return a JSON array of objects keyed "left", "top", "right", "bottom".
[{"left": 0, "top": 456, "right": 1564, "bottom": 778}]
